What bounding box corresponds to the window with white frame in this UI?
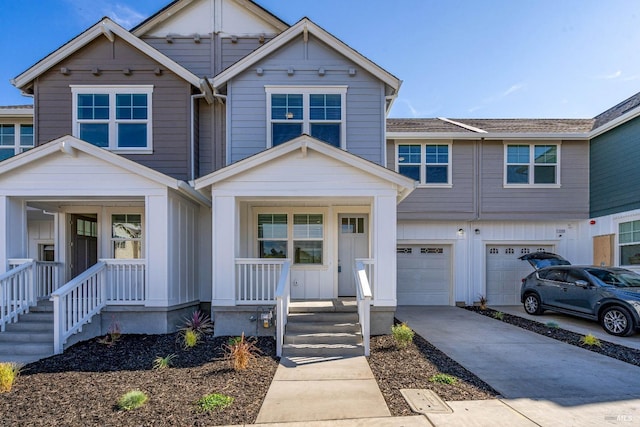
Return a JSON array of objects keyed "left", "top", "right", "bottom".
[
  {"left": 266, "top": 86, "right": 346, "bottom": 148},
  {"left": 505, "top": 144, "right": 558, "bottom": 185},
  {"left": 0, "top": 124, "right": 33, "bottom": 161},
  {"left": 111, "top": 214, "right": 142, "bottom": 259},
  {"left": 619, "top": 219, "right": 640, "bottom": 265},
  {"left": 257, "top": 212, "right": 324, "bottom": 264},
  {"left": 71, "top": 86, "right": 153, "bottom": 152},
  {"left": 396, "top": 143, "right": 451, "bottom": 185}
]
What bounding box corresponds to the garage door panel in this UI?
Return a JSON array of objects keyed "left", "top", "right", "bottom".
[{"left": 397, "top": 245, "right": 451, "bottom": 306}]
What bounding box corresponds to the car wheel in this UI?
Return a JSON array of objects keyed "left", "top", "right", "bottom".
[
  {"left": 523, "top": 293, "right": 544, "bottom": 315},
  {"left": 601, "top": 306, "right": 634, "bottom": 336}
]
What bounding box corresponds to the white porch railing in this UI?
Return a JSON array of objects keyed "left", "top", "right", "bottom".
[
  {"left": 0, "top": 261, "right": 36, "bottom": 332},
  {"left": 354, "top": 259, "right": 374, "bottom": 356},
  {"left": 8, "top": 259, "right": 64, "bottom": 299},
  {"left": 235, "top": 258, "right": 285, "bottom": 304},
  {"left": 50, "top": 259, "right": 146, "bottom": 354},
  {"left": 274, "top": 260, "right": 291, "bottom": 357}
]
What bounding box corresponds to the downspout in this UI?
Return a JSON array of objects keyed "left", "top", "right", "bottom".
[{"left": 190, "top": 93, "right": 206, "bottom": 182}]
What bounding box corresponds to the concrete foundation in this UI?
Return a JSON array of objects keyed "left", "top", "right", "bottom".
[{"left": 212, "top": 305, "right": 277, "bottom": 337}]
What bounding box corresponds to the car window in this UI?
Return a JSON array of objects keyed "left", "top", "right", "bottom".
[
  {"left": 565, "top": 269, "right": 589, "bottom": 284},
  {"left": 585, "top": 268, "right": 640, "bottom": 288},
  {"left": 538, "top": 269, "right": 566, "bottom": 282}
]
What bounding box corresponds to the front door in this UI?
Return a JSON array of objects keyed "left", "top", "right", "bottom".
[
  {"left": 70, "top": 214, "right": 98, "bottom": 279},
  {"left": 338, "top": 215, "right": 368, "bottom": 296}
]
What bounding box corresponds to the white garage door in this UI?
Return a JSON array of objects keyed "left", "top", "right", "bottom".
[
  {"left": 486, "top": 245, "right": 553, "bottom": 305},
  {"left": 397, "top": 245, "right": 451, "bottom": 305}
]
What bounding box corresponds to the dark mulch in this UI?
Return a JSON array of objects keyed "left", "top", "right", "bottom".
[
  {"left": 368, "top": 333, "right": 498, "bottom": 416},
  {"left": 0, "top": 333, "right": 278, "bottom": 427},
  {"left": 465, "top": 306, "right": 640, "bottom": 367}
]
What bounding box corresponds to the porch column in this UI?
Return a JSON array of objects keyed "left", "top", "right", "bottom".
[
  {"left": 0, "top": 196, "right": 27, "bottom": 274},
  {"left": 211, "top": 193, "right": 237, "bottom": 306},
  {"left": 372, "top": 194, "right": 397, "bottom": 306},
  {"left": 145, "top": 194, "right": 169, "bottom": 306}
]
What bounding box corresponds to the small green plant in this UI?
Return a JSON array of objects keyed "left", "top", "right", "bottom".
[
  {"left": 546, "top": 321, "right": 560, "bottom": 329},
  {"left": 0, "top": 362, "right": 22, "bottom": 393},
  {"left": 223, "top": 332, "right": 261, "bottom": 371},
  {"left": 391, "top": 323, "right": 415, "bottom": 348},
  {"left": 429, "top": 373, "right": 458, "bottom": 385},
  {"left": 478, "top": 294, "right": 488, "bottom": 310},
  {"left": 580, "top": 333, "right": 602, "bottom": 347},
  {"left": 196, "top": 393, "right": 234, "bottom": 412},
  {"left": 153, "top": 353, "right": 177, "bottom": 370},
  {"left": 117, "top": 390, "right": 148, "bottom": 411},
  {"left": 493, "top": 311, "right": 504, "bottom": 320},
  {"left": 181, "top": 328, "right": 200, "bottom": 349},
  {"left": 181, "top": 310, "right": 214, "bottom": 336}
]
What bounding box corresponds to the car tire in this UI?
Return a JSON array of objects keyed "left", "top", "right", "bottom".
[
  {"left": 523, "top": 293, "right": 544, "bottom": 315},
  {"left": 601, "top": 306, "right": 635, "bottom": 337}
]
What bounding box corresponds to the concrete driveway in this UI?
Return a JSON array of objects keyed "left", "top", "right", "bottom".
[{"left": 396, "top": 306, "right": 640, "bottom": 427}]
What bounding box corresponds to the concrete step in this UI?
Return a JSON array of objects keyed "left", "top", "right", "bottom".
[
  {"left": 282, "top": 342, "right": 364, "bottom": 358},
  {"left": 0, "top": 342, "right": 54, "bottom": 356},
  {"left": 0, "top": 353, "right": 53, "bottom": 365},
  {"left": 18, "top": 312, "right": 53, "bottom": 322},
  {"left": 4, "top": 321, "right": 54, "bottom": 332},
  {"left": 30, "top": 301, "right": 53, "bottom": 312},
  {"left": 284, "top": 331, "right": 362, "bottom": 346},
  {"left": 285, "top": 321, "right": 360, "bottom": 334},
  {"left": 0, "top": 331, "right": 53, "bottom": 343},
  {"left": 289, "top": 299, "right": 357, "bottom": 313},
  {"left": 287, "top": 312, "right": 358, "bottom": 324}
]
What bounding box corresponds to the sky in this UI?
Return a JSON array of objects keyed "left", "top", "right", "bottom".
[{"left": 1, "top": 0, "right": 640, "bottom": 119}]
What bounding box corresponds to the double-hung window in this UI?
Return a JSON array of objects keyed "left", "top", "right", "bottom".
[
  {"left": 111, "top": 214, "right": 142, "bottom": 259},
  {"left": 505, "top": 143, "right": 559, "bottom": 186},
  {"left": 257, "top": 211, "right": 324, "bottom": 265},
  {"left": 266, "top": 86, "right": 346, "bottom": 148},
  {"left": 0, "top": 124, "right": 33, "bottom": 161},
  {"left": 396, "top": 143, "right": 451, "bottom": 186},
  {"left": 619, "top": 219, "right": 640, "bottom": 266},
  {"left": 71, "top": 86, "right": 153, "bottom": 152}
]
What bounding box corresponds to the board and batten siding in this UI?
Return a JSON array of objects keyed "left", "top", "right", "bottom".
[
  {"left": 227, "top": 35, "right": 386, "bottom": 165},
  {"left": 590, "top": 117, "right": 640, "bottom": 217},
  {"left": 479, "top": 139, "right": 589, "bottom": 220},
  {"left": 34, "top": 36, "right": 193, "bottom": 181}
]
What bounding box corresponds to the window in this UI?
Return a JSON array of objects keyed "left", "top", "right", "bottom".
[
  {"left": 111, "top": 214, "right": 142, "bottom": 259},
  {"left": 619, "top": 220, "right": 640, "bottom": 265},
  {"left": 257, "top": 212, "right": 324, "bottom": 264},
  {"left": 505, "top": 144, "right": 559, "bottom": 185},
  {"left": 266, "top": 86, "right": 346, "bottom": 148},
  {"left": 396, "top": 143, "right": 451, "bottom": 185},
  {"left": 71, "top": 86, "right": 153, "bottom": 152},
  {"left": 0, "top": 124, "right": 33, "bottom": 161}
]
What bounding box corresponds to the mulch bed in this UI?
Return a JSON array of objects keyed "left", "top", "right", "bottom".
[{"left": 464, "top": 306, "right": 640, "bottom": 367}]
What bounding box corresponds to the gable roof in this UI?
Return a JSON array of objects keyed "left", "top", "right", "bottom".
[
  {"left": 11, "top": 18, "right": 202, "bottom": 93},
  {"left": 132, "top": 0, "right": 288, "bottom": 36},
  {"left": 0, "top": 135, "right": 210, "bottom": 206},
  {"left": 194, "top": 134, "right": 415, "bottom": 202},
  {"left": 211, "top": 18, "right": 402, "bottom": 98}
]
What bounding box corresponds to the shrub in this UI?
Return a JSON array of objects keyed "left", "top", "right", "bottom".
[
  {"left": 429, "top": 373, "right": 458, "bottom": 385},
  {"left": 153, "top": 353, "right": 177, "bottom": 370},
  {"left": 580, "top": 333, "right": 602, "bottom": 347},
  {"left": 181, "top": 310, "right": 214, "bottom": 336},
  {"left": 546, "top": 321, "right": 560, "bottom": 329},
  {"left": 181, "top": 329, "right": 200, "bottom": 349},
  {"left": 0, "top": 362, "right": 21, "bottom": 393},
  {"left": 97, "top": 316, "right": 122, "bottom": 346},
  {"left": 493, "top": 311, "right": 504, "bottom": 320},
  {"left": 223, "top": 332, "right": 261, "bottom": 371},
  {"left": 196, "top": 393, "right": 234, "bottom": 412},
  {"left": 478, "top": 294, "right": 488, "bottom": 310},
  {"left": 391, "top": 323, "right": 414, "bottom": 348},
  {"left": 117, "top": 390, "right": 148, "bottom": 411}
]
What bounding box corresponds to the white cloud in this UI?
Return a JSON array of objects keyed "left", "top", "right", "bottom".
[
  {"left": 502, "top": 83, "right": 526, "bottom": 97},
  {"left": 63, "top": 0, "right": 146, "bottom": 28},
  {"left": 107, "top": 4, "right": 147, "bottom": 28},
  {"left": 398, "top": 99, "right": 441, "bottom": 118},
  {"left": 597, "top": 70, "right": 622, "bottom": 80}
]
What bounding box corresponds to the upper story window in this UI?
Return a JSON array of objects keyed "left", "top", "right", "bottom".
[
  {"left": 505, "top": 143, "right": 559, "bottom": 186},
  {"left": 71, "top": 86, "right": 153, "bottom": 153},
  {"left": 396, "top": 142, "right": 451, "bottom": 186},
  {"left": 0, "top": 124, "right": 34, "bottom": 161},
  {"left": 266, "top": 86, "right": 347, "bottom": 149}
]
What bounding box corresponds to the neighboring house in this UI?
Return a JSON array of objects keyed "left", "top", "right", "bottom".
[{"left": 0, "top": 0, "right": 639, "bottom": 360}]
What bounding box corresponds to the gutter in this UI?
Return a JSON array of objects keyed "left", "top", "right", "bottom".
[
  {"left": 177, "top": 181, "right": 211, "bottom": 208},
  {"left": 190, "top": 93, "right": 206, "bottom": 181}
]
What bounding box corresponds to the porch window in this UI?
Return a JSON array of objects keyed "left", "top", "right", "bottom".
[
  {"left": 505, "top": 144, "right": 559, "bottom": 186},
  {"left": 257, "top": 212, "right": 325, "bottom": 264},
  {"left": 266, "top": 86, "right": 347, "bottom": 148},
  {"left": 396, "top": 143, "right": 451, "bottom": 186},
  {"left": 258, "top": 214, "right": 288, "bottom": 258},
  {"left": 293, "top": 214, "right": 323, "bottom": 264},
  {"left": 71, "top": 86, "right": 153, "bottom": 152},
  {"left": 619, "top": 219, "right": 640, "bottom": 265},
  {"left": 0, "top": 124, "right": 33, "bottom": 161},
  {"left": 111, "top": 214, "right": 142, "bottom": 259}
]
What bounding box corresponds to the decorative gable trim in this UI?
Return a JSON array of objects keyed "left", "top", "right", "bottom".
[{"left": 12, "top": 18, "right": 201, "bottom": 92}]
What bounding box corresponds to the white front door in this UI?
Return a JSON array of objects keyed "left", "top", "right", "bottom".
[{"left": 338, "top": 215, "right": 368, "bottom": 296}]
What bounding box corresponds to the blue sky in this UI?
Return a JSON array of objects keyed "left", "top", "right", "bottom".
[{"left": 2, "top": 0, "right": 640, "bottom": 118}]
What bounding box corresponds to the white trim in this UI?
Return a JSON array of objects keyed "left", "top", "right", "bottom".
[
  {"left": 438, "top": 117, "right": 487, "bottom": 134},
  {"left": 265, "top": 86, "right": 347, "bottom": 149},
  {"left": 503, "top": 142, "right": 561, "bottom": 188},
  {"left": 0, "top": 107, "right": 33, "bottom": 118},
  {"left": 70, "top": 85, "right": 153, "bottom": 154},
  {"left": 395, "top": 141, "right": 452, "bottom": 187},
  {"left": 12, "top": 19, "right": 200, "bottom": 91}
]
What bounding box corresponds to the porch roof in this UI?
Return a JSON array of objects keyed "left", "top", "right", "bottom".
[{"left": 194, "top": 134, "right": 415, "bottom": 202}]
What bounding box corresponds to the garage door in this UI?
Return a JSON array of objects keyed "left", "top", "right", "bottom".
[
  {"left": 486, "top": 245, "right": 553, "bottom": 305},
  {"left": 397, "top": 245, "right": 451, "bottom": 305}
]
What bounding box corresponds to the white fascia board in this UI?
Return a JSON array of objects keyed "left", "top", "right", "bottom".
[
  {"left": 0, "top": 107, "right": 33, "bottom": 118},
  {"left": 231, "top": 0, "right": 289, "bottom": 32},
  {"left": 12, "top": 19, "right": 201, "bottom": 90},
  {"left": 212, "top": 18, "right": 400, "bottom": 92},
  {"left": 387, "top": 132, "right": 589, "bottom": 141},
  {"left": 589, "top": 106, "right": 640, "bottom": 138}
]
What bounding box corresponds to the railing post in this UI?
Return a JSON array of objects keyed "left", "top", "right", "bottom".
[{"left": 52, "top": 294, "right": 63, "bottom": 354}]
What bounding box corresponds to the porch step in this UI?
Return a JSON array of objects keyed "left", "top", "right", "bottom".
[{"left": 0, "top": 300, "right": 54, "bottom": 364}]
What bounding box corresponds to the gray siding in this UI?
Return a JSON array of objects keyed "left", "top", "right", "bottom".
[
  {"left": 35, "top": 36, "right": 193, "bottom": 180},
  {"left": 143, "top": 36, "right": 214, "bottom": 77},
  {"left": 198, "top": 99, "right": 226, "bottom": 176},
  {"left": 227, "top": 35, "right": 386, "bottom": 165},
  {"left": 590, "top": 118, "right": 640, "bottom": 217},
  {"left": 221, "top": 37, "right": 273, "bottom": 71}
]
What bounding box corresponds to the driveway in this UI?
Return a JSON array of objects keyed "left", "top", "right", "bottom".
[{"left": 396, "top": 306, "right": 640, "bottom": 427}]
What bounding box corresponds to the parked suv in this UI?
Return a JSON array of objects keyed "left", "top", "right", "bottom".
[{"left": 519, "top": 252, "right": 640, "bottom": 336}]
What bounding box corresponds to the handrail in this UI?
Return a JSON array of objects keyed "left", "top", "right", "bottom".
[
  {"left": 274, "top": 260, "right": 291, "bottom": 357},
  {"left": 354, "top": 259, "right": 373, "bottom": 356},
  {"left": 235, "top": 258, "right": 284, "bottom": 304},
  {"left": 0, "top": 260, "right": 36, "bottom": 332}
]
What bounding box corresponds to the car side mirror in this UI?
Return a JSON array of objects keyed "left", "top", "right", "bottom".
[{"left": 575, "top": 280, "right": 590, "bottom": 288}]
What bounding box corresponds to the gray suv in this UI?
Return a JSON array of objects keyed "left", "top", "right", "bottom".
[{"left": 519, "top": 252, "right": 640, "bottom": 336}]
